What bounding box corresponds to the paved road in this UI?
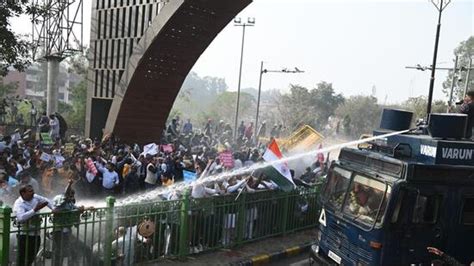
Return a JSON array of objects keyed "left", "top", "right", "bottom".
[{"left": 273, "top": 252, "right": 312, "bottom": 266}]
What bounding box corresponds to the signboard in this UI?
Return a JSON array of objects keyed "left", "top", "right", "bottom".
[
  {"left": 183, "top": 170, "right": 197, "bottom": 183},
  {"left": 40, "top": 133, "right": 53, "bottom": 145},
  {"left": 435, "top": 141, "right": 474, "bottom": 166},
  {"left": 281, "top": 125, "right": 324, "bottom": 152},
  {"left": 219, "top": 151, "right": 234, "bottom": 168}
]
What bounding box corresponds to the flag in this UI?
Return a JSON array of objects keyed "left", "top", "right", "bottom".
[
  {"left": 317, "top": 143, "right": 325, "bottom": 164},
  {"left": 262, "top": 139, "right": 295, "bottom": 192}
]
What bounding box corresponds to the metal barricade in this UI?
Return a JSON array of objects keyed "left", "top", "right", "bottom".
[{"left": 1, "top": 186, "right": 321, "bottom": 265}]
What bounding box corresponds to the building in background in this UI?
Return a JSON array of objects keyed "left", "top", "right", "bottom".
[{"left": 1, "top": 63, "right": 82, "bottom": 105}]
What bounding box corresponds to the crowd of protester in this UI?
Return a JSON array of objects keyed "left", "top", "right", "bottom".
[
  {"left": 0, "top": 115, "right": 326, "bottom": 208},
  {"left": 0, "top": 113, "right": 326, "bottom": 265}
]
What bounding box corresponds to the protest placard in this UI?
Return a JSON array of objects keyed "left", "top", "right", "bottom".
[
  {"left": 40, "top": 133, "right": 53, "bottom": 145},
  {"left": 141, "top": 143, "right": 159, "bottom": 156},
  {"left": 161, "top": 144, "right": 174, "bottom": 153},
  {"left": 183, "top": 170, "right": 197, "bottom": 183},
  {"left": 40, "top": 152, "right": 52, "bottom": 162},
  {"left": 64, "top": 143, "right": 75, "bottom": 155},
  {"left": 219, "top": 151, "right": 234, "bottom": 168}
]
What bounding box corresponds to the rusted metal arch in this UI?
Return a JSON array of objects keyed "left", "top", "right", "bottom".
[{"left": 104, "top": 0, "right": 252, "bottom": 144}]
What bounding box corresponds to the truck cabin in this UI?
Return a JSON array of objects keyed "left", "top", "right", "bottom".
[{"left": 311, "top": 109, "right": 474, "bottom": 265}]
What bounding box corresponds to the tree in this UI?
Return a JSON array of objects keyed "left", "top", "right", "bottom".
[
  {"left": 442, "top": 36, "right": 474, "bottom": 101},
  {"left": 209, "top": 91, "right": 255, "bottom": 125},
  {"left": 311, "top": 82, "right": 344, "bottom": 126},
  {"left": 336, "top": 95, "right": 382, "bottom": 138},
  {"left": 0, "top": 77, "right": 18, "bottom": 98},
  {"left": 278, "top": 85, "right": 313, "bottom": 131},
  {"left": 169, "top": 72, "right": 230, "bottom": 124},
  {"left": 67, "top": 80, "right": 86, "bottom": 130},
  {"left": 276, "top": 82, "right": 344, "bottom": 132},
  {"left": 0, "top": 1, "right": 32, "bottom": 76},
  {"left": 401, "top": 96, "right": 447, "bottom": 122}
]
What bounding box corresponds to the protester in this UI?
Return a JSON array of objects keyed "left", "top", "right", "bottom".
[
  {"left": 459, "top": 90, "right": 474, "bottom": 138},
  {"left": 427, "top": 247, "right": 472, "bottom": 266},
  {"left": 96, "top": 161, "right": 120, "bottom": 196},
  {"left": 13, "top": 184, "right": 54, "bottom": 266},
  {"left": 51, "top": 179, "right": 90, "bottom": 266},
  {"left": 38, "top": 112, "right": 50, "bottom": 133}
]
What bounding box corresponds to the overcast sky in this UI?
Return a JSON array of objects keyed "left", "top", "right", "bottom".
[{"left": 12, "top": 0, "right": 473, "bottom": 103}]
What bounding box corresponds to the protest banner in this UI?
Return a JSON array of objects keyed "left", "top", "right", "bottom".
[
  {"left": 219, "top": 151, "right": 234, "bottom": 168},
  {"left": 183, "top": 170, "right": 197, "bottom": 183}
]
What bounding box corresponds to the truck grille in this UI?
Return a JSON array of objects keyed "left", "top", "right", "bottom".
[{"left": 324, "top": 224, "right": 373, "bottom": 263}]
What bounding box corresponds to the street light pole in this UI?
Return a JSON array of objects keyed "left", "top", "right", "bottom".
[
  {"left": 448, "top": 55, "right": 459, "bottom": 108},
  {"left": 255, "top": 61, "right": 264, "bottom": 141},
  {"left": 426, "top": 0, "right": 451, "bottom": 116},
  {"left": 464, "top": 57, "right": 472, "bottom": 96},
  {"left": 233, "top": 18, "right": 254, "bottom": 140},
  {"left": 254, "top": 64, "right": 304, "bottom": 140}
]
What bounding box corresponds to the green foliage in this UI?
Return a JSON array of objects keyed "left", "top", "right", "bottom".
[
  {"left": 0, "top": 1, "right": 32, "bottom": 76},
  {"left": 336, "top": 95, "right": 382, "bottom": 138},
  {"left": 442, "top": 36, "right": 474, "bottom": 101},
  {"left": 401, "top": 96, "right": 447, "bottom": 122},
  {"left": 311, "top": 82, "right": 345, "bottom": 126},
  {"left": 65, "top": 78, "right": 86, "bottom": 131},
  {"left": 279, "top": 85, "right": 313, "bottom": 131},
  {"left": 277, "top": 82, "right": 344, "bottom": 132},
  {"left": 169, "top": 72, "right": 230, "bottom": 127},
  {"left": 16, "top": 100, "right": 33, "bottom": 124},
  {"left": 209, "top": 91, "right": 256, "bottom": 126},
  {"left": 0, "top": 77, "right": 18, "bottom": 98}
]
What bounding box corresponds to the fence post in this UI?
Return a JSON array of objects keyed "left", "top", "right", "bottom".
[
  {"left": 236, "top": 192, "right": 247, "bottom": 245},
  {"left": 281, "top": 192, "right": 290, "bottom": 235},
  {"left": 104, "top": 196, "right": 115, "bottom": 266},
  {"left": 178, "top": 189, "right": 190, "bottom": 258},
  {"left": 0, "top": 205, "right": 11, "bottom": 266}
]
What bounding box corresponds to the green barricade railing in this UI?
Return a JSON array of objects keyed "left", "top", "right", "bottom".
[{"left": 1, "top": 185, "right": 321, "bottom": 265}]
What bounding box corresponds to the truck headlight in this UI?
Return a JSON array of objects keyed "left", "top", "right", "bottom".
[{"left": 311, "top": 244, "right": 319, "bottom": 254}]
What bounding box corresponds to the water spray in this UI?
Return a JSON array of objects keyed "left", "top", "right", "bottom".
[{"left": 116, "top": 129, "right": 410, "bottom": 205}]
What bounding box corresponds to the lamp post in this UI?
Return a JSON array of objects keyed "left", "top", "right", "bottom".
[
  {"left": 426, "top": 0, "right": 451, "bottom": 115},
  {"left": 255, "top": 61, "right": 304, "bottom": 140},
  {"left": 233, "top": 17, "right": 255, "bottom": 140}
]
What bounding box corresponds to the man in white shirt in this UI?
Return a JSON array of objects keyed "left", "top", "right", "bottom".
[
  {"left": 13, "top": 184, "right": 54, "bottom": 266},
  {"left": 97, "top": 162, "right": 120, "bottom": 196}
]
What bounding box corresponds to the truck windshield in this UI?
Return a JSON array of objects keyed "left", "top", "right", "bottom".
[
  {"left": 322, "top": 166, "right": 352, "bottom": 210},
  {"left": 322, "top": 166, "right": 391, "bottom": 228},
  {"left": 342, "top": 174, "right": 391, "bottom": 227}
]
